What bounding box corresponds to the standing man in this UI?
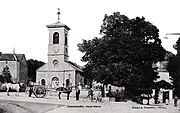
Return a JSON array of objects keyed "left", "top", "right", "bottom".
[
  {"left": 165, "top": 94, "right": 169, "bottom": 105},
  {"left": 88, "top": 88, "right": 94, "bottom": 102},
  {"left": 76, "top": 84, "right": 82, "bottom": 100},
  {"left": 174, "top": 96, "right": 178, "bottom": 107},
  {"left": 76, "top": 87, "right": 80, "bottom": 100},
  {"left": 67, "top": 86, "right": 72, "bottom": 100},
  {"left": 28, "top": 81, "right": 33, "bottom": 97},
  {"left": 28, "top": 85, "right": 33, "bottom": 97},
  {"left": 108, "top": 86, "right": 112, "bottom": 97},
  {"left": 100, "top": 85, "right": 105, "bottom": 97}
]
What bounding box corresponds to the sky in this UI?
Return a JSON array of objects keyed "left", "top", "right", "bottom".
[{"left": 0, "top": 0, "right": 180, "bottom": 66}]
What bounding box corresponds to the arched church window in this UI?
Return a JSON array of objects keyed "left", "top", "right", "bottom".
[
  {"left": 65, "top": 48, "right": 68, "bottom": 54},
  {"left": 65, "top": 33, "right": 68, "bottom": 45},
  {"left": 53, "top": 32, "right": 59, "bottom": 44},
  {"left": 41, "top": 79, "right": 46, "bottom": 85},
  {"left": 53, "top": 60, "right": 59, "bottom": 67}
]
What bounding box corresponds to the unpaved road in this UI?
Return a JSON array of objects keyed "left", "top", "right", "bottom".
[{"left": 0, "top": 100, "right": 63, "bottom": 113}]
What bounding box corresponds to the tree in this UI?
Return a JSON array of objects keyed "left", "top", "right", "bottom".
[
  {"left": 27, "top": 59, "right": 45, "bottom": 82},
  {"left": 78, "top": 12, "right": 166, "bottom": 98},
  {"left": 2, "top": 66, "right": 12, "bottom": 83},
  {"left": 167, "top": 38, "right": 180, "bottom": 98}
]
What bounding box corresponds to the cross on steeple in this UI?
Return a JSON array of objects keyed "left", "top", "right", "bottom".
[
  {"left": 13, "top": 47, "right": 15, "bottom": 54},
  {"left": 57, "top": 8, "right": 60, "bottom": 22}
]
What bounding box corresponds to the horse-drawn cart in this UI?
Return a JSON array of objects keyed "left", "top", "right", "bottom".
[
  {"left": 33, "top": 85, "right": 47, "bottom": 98},
  {"left": 27, "top": 85, "right": 47, "bottom": 98},
  {"left": 27, "top": 85, "right": 72, "bottom": 99}
]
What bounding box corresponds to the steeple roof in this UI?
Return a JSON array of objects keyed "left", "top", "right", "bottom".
[{"left": 46, "top": 21, "right": 70, "bottom": 30}]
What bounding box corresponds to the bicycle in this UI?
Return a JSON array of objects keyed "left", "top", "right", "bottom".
[
  {"left": 83, "top": 93, "right": 102, "bottom": 102},
  {"left": 83, "top": 94, "right": 96, "bottom": 102}
]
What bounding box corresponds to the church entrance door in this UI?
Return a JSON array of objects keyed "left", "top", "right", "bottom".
[{"left": 52, "top": 77, "right": 59, "bottom": 89}]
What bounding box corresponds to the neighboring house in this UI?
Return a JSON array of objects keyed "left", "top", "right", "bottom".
[
  {"left": 0, "top": 53, "right": 28, "bottom": 84},
  {"left": 152, "top": 61, "right": 173, "bottom": 103},
  {"left": 36, "top": 16, "right": 84, "bottom": 89}
]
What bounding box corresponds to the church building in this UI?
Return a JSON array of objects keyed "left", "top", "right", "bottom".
[{"left": 36, "top": 10, "right": 84, "bottom": 89}]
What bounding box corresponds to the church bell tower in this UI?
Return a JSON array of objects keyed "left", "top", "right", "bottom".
[{"left": 46, "top": 9, "right": 70, "bottom": 69}]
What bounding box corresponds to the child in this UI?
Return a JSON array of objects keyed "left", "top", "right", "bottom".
[
  {"left": 174, "top": 96, "right": 178, "bottom": 107},
  {"left": 97, "top": 92, "right": 102, "bottom": 102},
  {"left": 88, "top": 88, "right": 94, "bottom": 101}
]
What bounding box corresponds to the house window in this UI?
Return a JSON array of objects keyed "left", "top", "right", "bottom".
[
  {"left": 41, "top": 79, "right": 46, "bottom": 85},
  {"left": 53, "top": 32, "right": 59, "bottom": 44}
]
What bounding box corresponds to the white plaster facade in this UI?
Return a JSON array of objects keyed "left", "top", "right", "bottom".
[
  {"left": 36, "top": 21, "right": 84, "bottom": 89},
  {"left": 0, "top": 53, "right": 28, "bottom": 83}
]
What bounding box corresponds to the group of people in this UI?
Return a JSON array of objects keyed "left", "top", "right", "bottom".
[
  {"left": 26, "top": 83, "right": 179, "bottom": 107},
  {"left": 87, "top": 88, "right": 102, "bottom": 102},
  {"left": 71, "top": 85, "right": 102, "bottom": 102},
  {"left": 27, "top": 82, "right": 98, "bottom": 101},
  {"left": 57, "top": 84, "right": 83, "bottom": 100},
  {"left": 57, "top": 84, "right": 102, "bottom": 102}
]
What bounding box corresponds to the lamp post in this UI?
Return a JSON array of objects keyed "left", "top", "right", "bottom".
[{"left": 69, "top": 74, "right": 70, "bottom": 82}]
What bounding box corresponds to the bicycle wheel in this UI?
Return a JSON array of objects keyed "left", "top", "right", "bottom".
[
  {"left": 83, "top": 97, "right": 88, "bottom": 102},
  {"left": 34, "top": 86, "right": 47, "bottom": 98},
  {"left": 92, "top": 96, "right": 96, "bottom": 102}
]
